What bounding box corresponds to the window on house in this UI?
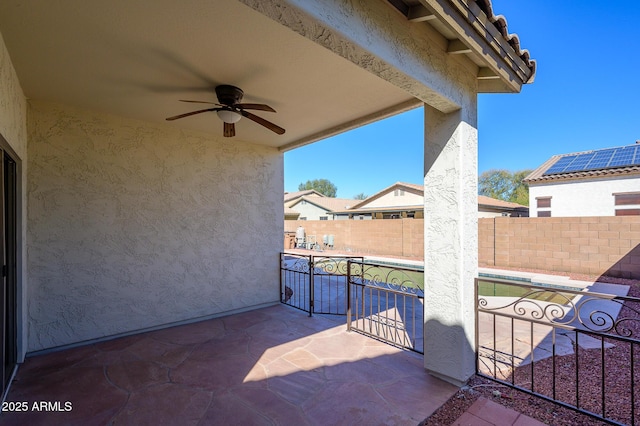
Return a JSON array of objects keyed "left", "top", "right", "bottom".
[
  {"left": 319, "top": 216, "right": 328, "bottom": 220},
  {"left": 614, "top": 192, "right": 640, "bottom": 215},
  {"left": 616, "top": 209, "right": 640, "bottom": 216},
  {"left": 614, "top": 192, "right": 640, "bottom": 205},
  {"left": 536, "top": 197, "right": 551, "bottom": 208},
  {"left": 299, "top": 217, "right": 307, "bottom": 220},
  {"left": 538, "top": 211, "right": 551, "bottom": 217},
  {"left": 394, "top": 189, "right": 405, "bottom": 196}
]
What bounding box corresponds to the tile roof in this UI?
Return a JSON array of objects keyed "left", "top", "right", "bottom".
[
  {"left": 476, "top": 0, "right": 536, "bottom": 82},
  {"left": 284, "top": 206, "right": 300, "bottom": 216},
  {"left": 350, "top": 182, "right": 424, "bottom": 209},
  {"left": 291, "top": 196, "right": 355, "bottom": 212},
  {"left": 477, "top": 195, "right": 526, "bottom": 209},
  {"left": 330, "top": 183, "right": 527, "bottom": 213},
  {"left": 284, "top": 190, "right": 324, "bottom": 202}
]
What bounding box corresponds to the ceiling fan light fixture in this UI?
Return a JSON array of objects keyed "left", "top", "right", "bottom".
[{"left": 216, "top": 109, "right": 241, "bottom": 123}]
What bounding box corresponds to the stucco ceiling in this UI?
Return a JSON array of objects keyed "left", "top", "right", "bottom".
[{"left": 0, "top": 0, "right": 418, "bottom": 150}]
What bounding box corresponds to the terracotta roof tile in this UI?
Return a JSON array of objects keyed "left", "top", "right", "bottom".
[
  {"left": 291, "top": 196, "right": 354, "bottom": 212},
  {"left": 477, "top": 195, "right": 526, "bottom": 209},
  {"left": 475, "top": 0, "right": 536, "bottom": 82},
  {"left": 284, "top": 190, "right": 324, "bottom": 202}
]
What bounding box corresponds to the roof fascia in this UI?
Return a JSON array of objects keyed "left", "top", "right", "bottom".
[{"left": 419, "top": 0, "right": 531, "bottom": 92}]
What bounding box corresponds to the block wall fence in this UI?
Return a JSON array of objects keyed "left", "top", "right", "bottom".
[
  {"left": 284, "top": 219, "right": 424, "bottom": 258},
  {"left": 285, "top": 217, "right": 640, "bottom": 279}
]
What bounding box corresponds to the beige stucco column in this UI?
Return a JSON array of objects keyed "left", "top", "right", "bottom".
[{"left": 423, "top": 103, "right": 478, "bottom": 386}]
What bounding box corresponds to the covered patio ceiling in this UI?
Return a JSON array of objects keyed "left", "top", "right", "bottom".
[{"left": 0, "top": 0, "right": 534, "bottom": 151}]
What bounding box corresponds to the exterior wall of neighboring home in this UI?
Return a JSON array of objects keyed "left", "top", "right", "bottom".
[
  {"left": 289, "top": 199, "right": 331, "bottom": 220},
  {"left": 0, "top": 31, "right": 28, "bottom": 360},
  {"left": 478, "top": 210, "right": 506, "bottom": 218},
  {"left": 27, "top": 101, "right": 283, "bottom": 352},
  {"left": 360, "top": 190, "right": 423, "bottom": 208},
  {"left": 529, "top": 175, "right": 640, "bottom": 217}
]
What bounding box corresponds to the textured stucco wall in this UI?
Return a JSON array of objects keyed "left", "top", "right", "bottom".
[
  {"left": 0, "top": 30, "right": 27, "bottom": 157},
  {"left": 529, "top": 176, "right": 640, "bottom": 217},
  {"left": 27, "top": 101, "right": 283, "bottom": 351},
  {"left": 241, "top": 0, "right": 475, "bottom": 113},
  {"left": 423, "top": 103, "right": 478, "bottom": 385}
]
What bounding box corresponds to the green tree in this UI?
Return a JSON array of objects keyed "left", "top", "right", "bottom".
[
  {"left": 478, "top": 169, "right": 532, "bottom": 206},
  {"left": 353, "top": 192, "right": 368, "bottom": 200},
  {"left": 298, "top": 179, "right": 337, "bottom": 197}
]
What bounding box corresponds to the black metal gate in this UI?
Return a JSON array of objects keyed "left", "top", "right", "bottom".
[
  {"left": 280, "top": 253, "right": 424, "bottom": 353},
  {"left": 280, "top": 253, "right": 362, "bottom": 315}
]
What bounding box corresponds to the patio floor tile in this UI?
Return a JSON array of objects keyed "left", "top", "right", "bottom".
[{"left": 1, "top": 304, "right": 459, "bottom": 425}]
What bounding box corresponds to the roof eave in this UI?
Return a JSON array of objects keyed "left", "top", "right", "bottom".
[{"left": 417, "top": 0, "right": 535, "bottom": 93}]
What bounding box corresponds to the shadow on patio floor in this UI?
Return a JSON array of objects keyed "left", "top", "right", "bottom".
[{"left": 2, "top": 304, "right": 457, "bottom": 425}]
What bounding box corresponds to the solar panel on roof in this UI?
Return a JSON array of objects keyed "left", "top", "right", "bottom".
[
  {"left": 542, "top": 145, "right": 640, "bottom": 176},
  {"left": 609, "top": 146, "right": 636, "bottom": 167},
  {"left": 544, "top": 155, "right": 577, "bottom": 175},
  {"left": 586, "top": 150, "right": 614, "bottom": 169},
  {"left": 563, "top": 153, "right": 594, "bottom": 172}
]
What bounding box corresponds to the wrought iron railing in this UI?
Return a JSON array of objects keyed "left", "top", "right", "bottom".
[
  {"left": 476, "top": 276, "right": 640, "bottom": 425},
  {"left": 280, "top": 253, "right": 363, "bottom": 316},
  {"left": 280, "top": 254, "right": 424, "bottom": 353},
  {"left": 347, "top": 260, "right": 424, "bottom": 353}
]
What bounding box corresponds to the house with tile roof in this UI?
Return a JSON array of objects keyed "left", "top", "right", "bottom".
[
  {"left": 287, "top": 195, "right": 355, "bottom": 220},
  {"left": 524, "top": 143, "right": 640, "bottom": 217},
  {"left": 284, "top": 189, "right": 325, "bottom": 206},
  {"left": 331, "top": 182, "right": 528, "bottom": 219}
]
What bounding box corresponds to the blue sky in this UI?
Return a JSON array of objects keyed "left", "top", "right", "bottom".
[{"left": 285, "top": 1, "right": 640, "bottom": 199}]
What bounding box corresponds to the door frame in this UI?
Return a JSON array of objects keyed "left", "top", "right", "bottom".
[{"left": 0, "top": 133, "right": 22, "bottom": 402}]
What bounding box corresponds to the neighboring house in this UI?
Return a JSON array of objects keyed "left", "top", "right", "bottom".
[
  {"left": 0, "top": 0, "right": 533, "bottom": 391},
  {"left": 284, "top": 206, "right": 301, "bottom": 221},
  {"left": 284, "top": 189, "right": 325, "bottom": 207},
  {"left": 524, "top": 143, "right": 640, "bottom": 217},
  {"left": 333, "top": 182, "right": 528, "bottom": 219},
  {"left": 478, "top": 195, "right": 529, "bottom": 217},
  {"left": 287, "top": 195, "right": 354, "bottom": 220},
  {"left": 334, "top": 182, "right": 424, "bottom": 220}
]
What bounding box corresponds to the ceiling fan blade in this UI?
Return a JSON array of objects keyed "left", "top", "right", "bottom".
[
  {"left": 179, "top": 100, "right": 218, "bottom": 105},
  {"left": 241, "top": 110, "right": 285, "bottom": 135},
  {"left": 165, "top": 107, "right": 218, "bottom": 121},
  {"left": 236, "top": 103, "right": 276, "bottom": 112},
  {"left": 223, "top": 122, "right": 235, "bottom": 138}
]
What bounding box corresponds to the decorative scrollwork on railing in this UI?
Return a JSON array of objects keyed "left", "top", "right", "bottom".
[
  {"left": 349, "top": 262, "right": 424, "bottom": 295},
  {"left": 312, "top": 257, "right": 351, "bottom": 275},
  {"left": 478, "top": 284, "right": 640, "bottom": 339},
  {"left": 479, "top": 291, "right": 571, "bottom": 323},
  {"left": 281, "top": 255, "right": 311, "bottom": 273},
  {"left": 574, "top": 296, "right": 640, "bottom": 336}
]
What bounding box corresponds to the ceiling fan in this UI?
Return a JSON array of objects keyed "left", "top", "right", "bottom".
[{"left": 166, "top": 85, "right": 285, "bottom": 137}]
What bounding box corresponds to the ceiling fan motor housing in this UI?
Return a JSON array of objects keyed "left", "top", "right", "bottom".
[{"left": 215, "top": 85, "right": 244, "bottom": 106}]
